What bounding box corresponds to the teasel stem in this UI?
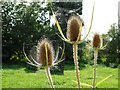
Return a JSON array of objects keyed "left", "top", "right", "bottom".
[
  {"left": 73, "top": 44, "right": 81, "bottom": 90},
  {"left": 93, "top": 48, "right": 98, "bottom": 89},
  {"left": 45, "top": 43, "right": 55, "bottom": 90},
  {"left": 45, "top": 67, "right": 55, "bottom": 89}
]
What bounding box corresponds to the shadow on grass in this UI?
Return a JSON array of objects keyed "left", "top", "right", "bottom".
[
  {"left": 25, "top": 63, "right": 87, "bottom": 74},
  {"left": 2, "top": 62, "right": 38, "bottom": 73},
  {"left": 2, "top": 63, "right": 65, "bottom": 74},
  {"left": 64, "top": 63, "right": 87, "bottom": 70},
  {"left": 50, "top": 69, "right": 64, "bottom": 75},
  {"left": 2, "top": 62, "right": 87, "bottom": 74},
  {"left": 2, "top": 63, "right": 25, "bottom": 70},
  {"left": 23, "top": 64, "right": 44, "bottom": 73}
]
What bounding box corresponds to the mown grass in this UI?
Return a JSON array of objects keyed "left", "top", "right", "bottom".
[{"left": 2, "top": 64, "right": 118, "bottom": 88}]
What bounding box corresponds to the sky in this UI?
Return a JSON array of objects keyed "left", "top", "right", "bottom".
[{"left": 82, "top": 0, "right": 119, "bottom": 35}]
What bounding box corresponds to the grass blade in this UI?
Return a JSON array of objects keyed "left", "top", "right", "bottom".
[
  {"left": 95, "top": 75, "right": 113, "bottom": 87},
  {"left": 81, "top": 82, "right": 93, "bottom": 88},
  {"left": 72, "top": 80, "right": 93, "bottom": 88}
]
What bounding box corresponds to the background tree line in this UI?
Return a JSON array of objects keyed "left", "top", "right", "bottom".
[{"left": 2, "top": 1, "right": 119, "bottom": 67}]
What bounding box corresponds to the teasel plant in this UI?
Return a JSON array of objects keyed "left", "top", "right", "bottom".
[
  {"left": 92, "top": 33, "right": 101, "bottom": 89},
  {"left": 92, "top": 33, "right": 113, "bottom": 89},
  {"left": 23, "top": 38, "right": 65, "bottom": 90},
  {"left": 51, "top": 1, "right": 95, "bottom": 89}
]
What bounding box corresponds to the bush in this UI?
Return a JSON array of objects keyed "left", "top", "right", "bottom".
[{"left": 2, "top": 2, "right": 58, "bottom": 63}]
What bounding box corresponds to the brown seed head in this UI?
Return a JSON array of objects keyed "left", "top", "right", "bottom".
[
  {"left": 38, "top": 38, "right": 54, "bottom": 66},
  {"left": 67, "top": 16, "right": 83, "bottom": 42},
  {"left": 93, "top": 33, "right": 101, "bottom": 48}
]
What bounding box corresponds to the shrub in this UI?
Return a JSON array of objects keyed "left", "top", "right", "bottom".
[{"left": 2, "top": 2, "right": 58, "bottom": 62}]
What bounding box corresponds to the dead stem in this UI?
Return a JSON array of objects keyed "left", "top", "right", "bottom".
[
  {"left": 93, "top": 48, "right": 98, "bottom": 89},
  {"left": 45, "top": 67, "right": 55, "bottom": 90},
  {"left": 73, "top": 44, "right": 81, "bottom": 90}
]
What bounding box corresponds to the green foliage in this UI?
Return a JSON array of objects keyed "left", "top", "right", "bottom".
[
  {"left": 99, "top": 23, "right": 119, "bottom": 67},
  {"left": 2, "top": 2, "right": 58, "bottom": 62},
  {"left": 78, "top": 41, "right": 93, "bottom": 65}
]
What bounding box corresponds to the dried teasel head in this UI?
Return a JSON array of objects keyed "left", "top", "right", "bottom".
[
  {"left": 67, "top": 16, "right": 83, "bottom": 42},
  {"left": 37, "top": 38, "right": 54, "bottom": 67},
  {"left": 93, "top": 33, "right": 101, "bottom": 48}
]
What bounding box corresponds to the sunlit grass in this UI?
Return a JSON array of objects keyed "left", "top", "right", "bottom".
[{"left": 2, "top": 64, "right": 118, "bottom": 88}]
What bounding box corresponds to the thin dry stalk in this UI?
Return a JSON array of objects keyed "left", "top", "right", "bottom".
[
  {"left": 45, "top": 67, "right": 55, "bottom": 89},
  {"left": 93, "top": 48, "right": 98, "bottom": 89},
  {"left": 73, "top": 44, "right": 81, "bottom": 90}
]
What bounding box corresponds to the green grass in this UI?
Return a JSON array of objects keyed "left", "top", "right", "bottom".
[{"left": 2, "top": 64, "right": 118, "bottom": 88}]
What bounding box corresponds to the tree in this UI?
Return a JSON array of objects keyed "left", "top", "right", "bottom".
[
  {"left": 2, "top": 2, "right": 57, "bottom": 63},
  {"left": 100, "top": 23, "right": 119, "bottom": 67}
]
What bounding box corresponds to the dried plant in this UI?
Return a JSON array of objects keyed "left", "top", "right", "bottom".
[
  {"left": 92, "top": 33, "right": 101, "bottom": 89},
  {"left": 38, "top": 38, "right": 54, "bottom": 89},
  {"left": 51, "top": 1, "right": 95, "bottom": 89},
  {"left": 67, "top": 16, "right": 83, "bottom": 89},
  {"left": 23, "top": 38, "right": 65, "bottom": 89},
  {"left": 92, "top": 33, "right": 112, "bottom": 89}
]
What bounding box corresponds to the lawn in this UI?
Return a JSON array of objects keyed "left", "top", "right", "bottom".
[{"left": 2, "top": 64, "right": 118, "bottom": 88}]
